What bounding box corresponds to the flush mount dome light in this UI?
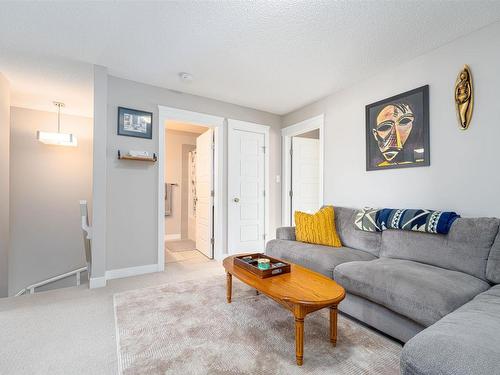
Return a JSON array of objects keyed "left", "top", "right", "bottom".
[{"left": 37, "top": 102, "right": 77, "bottom": 147}]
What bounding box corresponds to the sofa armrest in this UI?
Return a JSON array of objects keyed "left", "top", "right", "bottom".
[{"left": 276, "top": 226, "right": 296, "bottom": 241}]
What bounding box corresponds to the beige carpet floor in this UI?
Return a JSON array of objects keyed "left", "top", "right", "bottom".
[
  {"left": 0, "top": 256, "right": 223, "bottom": 375},
  {"left": 114, "top": 277, "right": 401, "bottom": 375}
]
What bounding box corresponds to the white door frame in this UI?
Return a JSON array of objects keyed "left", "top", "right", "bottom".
[
  {"left": 158, "top": 106, "right": 225, "bottom": 270},
  {"left": 281, "top": 114, "right": 324, "bottom": 227},
  {"left": 227, "top": 119, "right": 270, "bottom": 254}
]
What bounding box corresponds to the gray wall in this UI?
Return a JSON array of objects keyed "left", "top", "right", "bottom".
[
  {"left": 9, "top": 107, "right": 93, "bottom": 295},
  {"left": 106, "top": 76, "right": 281, "bottom": 271},
  {"left": 283, "top": 21, "right": 500, "bottom": 218},
  {"left": 91, "top": 65, "right": 108, "bottom": 285},
  {"left": 0, "top": 73, "right": 9, "bottom": 297}
]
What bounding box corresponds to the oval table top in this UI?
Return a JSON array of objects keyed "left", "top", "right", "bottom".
[{"left": 223, "top": 255, "right": 345, "bottom": 306}]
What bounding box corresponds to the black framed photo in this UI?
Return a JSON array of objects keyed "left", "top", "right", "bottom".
[
  {"left": 117, "top": 107, "right": 153, "bottom": 139},
  {"left": 365, "top": 85, "right": 430, "bottom": 171}
]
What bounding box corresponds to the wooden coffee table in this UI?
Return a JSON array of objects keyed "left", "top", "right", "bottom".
[{"left": 223, "top": 254, "right": 345, "bottom": 366}]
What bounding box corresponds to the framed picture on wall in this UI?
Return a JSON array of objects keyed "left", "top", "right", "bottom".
[
  {"left": 117, "top": 107, "right": 153, "bottom": 139},
  {"left": 365, "top": 85, "right": 430, "bottom": 171}
]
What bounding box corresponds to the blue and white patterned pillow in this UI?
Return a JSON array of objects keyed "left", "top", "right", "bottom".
[{"left": 354, "top": 207, "right": 381, "bottom": 232}]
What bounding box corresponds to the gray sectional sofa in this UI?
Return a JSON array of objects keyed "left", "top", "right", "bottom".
[{"left": 266, "top": 206, "right": 500, "bottom": 375}]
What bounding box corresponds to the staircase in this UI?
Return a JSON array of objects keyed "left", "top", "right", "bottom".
[{"left": 15, "top": 200, "right": 92, "bottom": 296}]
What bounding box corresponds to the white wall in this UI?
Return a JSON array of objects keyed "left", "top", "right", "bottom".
[
  {"left": 9, "top": 107, "right": 93, "bottom": 295},
  {"left": 106, "top": 76, "right": 281, "bottom": 272},
  {"left": 0, "top": 73, "right": 10, "bottom": 297},
  {"left": 283, "top": 21, "right": 500, "bottom": 218},
  {"left": 164, "top": 129, "right": 197, "bottom": 238}
]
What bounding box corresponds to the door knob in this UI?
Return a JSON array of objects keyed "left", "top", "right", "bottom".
[{"left": 233, "top": 198, "right": 240, "bottom": 203}]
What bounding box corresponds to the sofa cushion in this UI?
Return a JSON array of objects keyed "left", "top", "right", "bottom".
[
  {"left": 380, "top": 217, "right": 500, "bottom": 281},
  {"left": 334, "top": 258, "right": 490, "bottom": 327},
  {"left": 275, "top": 226, "right": 296, "bottom": 241},
  {"left": 401, "top": 285, "right": 500, "bottom": 375},
  {"left": 486, "top": 230, "right": 500, "bottom": 284},
  {"left": 334, "top": 206, "right": 381, "bottom": 256},
  {"left": 265, "top": 239, "right": 376, "bottom": 278}
]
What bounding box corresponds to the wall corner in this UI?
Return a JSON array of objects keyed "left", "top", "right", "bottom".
[{"left": 90, "top": 65, "right": 108, "bottom": 288}]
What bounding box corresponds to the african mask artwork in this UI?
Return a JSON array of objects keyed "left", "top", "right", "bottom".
[
  {"left": 372, "top": 104, "right": 415, "bottom": 162},
  {"left": 365, "top": 86, "right": 430, "bottom": 171},
  {"left": 455, "top": 65, "right": 473, "bottom": 130}
]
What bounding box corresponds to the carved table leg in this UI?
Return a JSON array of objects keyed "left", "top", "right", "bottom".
[
  {"left": 330, "top": 305, "right": 338, "bottom": 346},
  {"left": 295, "top": 316, "right": 304, "bottom": 366},
  {"left": 226, "top": 272, "right": 232, "bottom": 303}
]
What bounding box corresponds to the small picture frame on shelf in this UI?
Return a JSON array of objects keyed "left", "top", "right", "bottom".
[{"left": 117, "top": 107, "right": 153, "bottom": 139}]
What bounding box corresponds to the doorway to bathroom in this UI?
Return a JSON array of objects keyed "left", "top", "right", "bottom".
[
  {"left": 164, "top": 120, "right": 213, "bottom": 263},
  {"left": 157, "top": 106, "right": 225, "bottom": 270}
]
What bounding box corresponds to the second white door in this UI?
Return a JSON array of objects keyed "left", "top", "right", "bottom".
[
  {"left": 196, "top": 129, "right": 214, "bottom": 258},
  {"left": 228, "top": 124, "right": 266, "bottom": 254},
  {"left": 291, "top": 137, "right": 320, "bottom": 224}
]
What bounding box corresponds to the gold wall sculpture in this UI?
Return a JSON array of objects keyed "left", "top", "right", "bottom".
[{"left": 455, "top": 65, "right": 474, "bottom": 130}]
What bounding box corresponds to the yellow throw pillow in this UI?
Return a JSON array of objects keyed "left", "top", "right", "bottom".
[{"left": 295, "top": 206, "right": 342, "bottom": 247}]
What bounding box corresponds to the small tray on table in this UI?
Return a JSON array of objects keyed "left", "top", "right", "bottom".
[{"left": 234, "top": 253, "right": 291, "bottom": 278}]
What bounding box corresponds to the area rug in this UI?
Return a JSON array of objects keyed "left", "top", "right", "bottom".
[
  {"left": 114, "top": 277, "right": 401, "bottom": 375},
  {"left": 165, "top": 239, "right": 196, "bottom": 252}
]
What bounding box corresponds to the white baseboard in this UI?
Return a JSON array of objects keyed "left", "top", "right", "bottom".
[
  {"left": 89, "top": 276, "right": 106, "bottom": 289},
  {"left": 105, "top": 264, "right": 159, "bottom": 281},
  {"left": 164, "top": 234, "right": 181, "bottom": 241}
]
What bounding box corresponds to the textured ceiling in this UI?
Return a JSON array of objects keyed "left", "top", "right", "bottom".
[{"left": 0, "top": 1, "right": 500, "bottom": 116}]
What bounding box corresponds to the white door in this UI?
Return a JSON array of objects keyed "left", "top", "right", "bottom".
[
  {"left": 228, "top": 126, "right": 266, "bottom": 253},
  {"left": 196, "top": 129, "right": 214, "bottom": 258},
  {"left": 291, "top": 137, "right": 320, "bottom": 224}
]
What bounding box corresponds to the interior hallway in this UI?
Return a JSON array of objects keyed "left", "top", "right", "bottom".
[
  {"left": 0, "top": 255, "right": 222, "bottom": 375},
  {"left": 165, "top": 239, "right": 208, "bottom": 264}
]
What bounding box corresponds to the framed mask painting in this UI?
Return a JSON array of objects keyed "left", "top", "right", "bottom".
[{"left": 365, "top": 85, "right": 430, "bottom": 171}]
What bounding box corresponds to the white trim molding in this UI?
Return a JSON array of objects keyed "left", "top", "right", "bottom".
[
  {"left": 227, "top": 119, "right": 270, "bottom": 254},
  {"left": 281, "top": 114, "right": 325, "bottom": 226},
  {"left": 105, "top": 264, "right": 159, "bottom": 280},
  {"left": 89, "top": 276, "right": 106, "bottom": 289},
  {"left": 158, "top": 106, "right": 226, "bottom": 265}
]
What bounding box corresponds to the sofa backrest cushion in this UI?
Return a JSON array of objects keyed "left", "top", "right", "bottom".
[
  {"left": 380, "top": 217, "right": 500, "bottom": 281},
  {"left": 334, "top": 206, "right": 381, "bottom": 256},
  {"left": 486, "top": 231, "right": 500, "bottom": 284}
]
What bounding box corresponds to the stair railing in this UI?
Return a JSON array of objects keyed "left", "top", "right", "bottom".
[{"left": 15, "top": 200, "right": 93, "bottom": 296}]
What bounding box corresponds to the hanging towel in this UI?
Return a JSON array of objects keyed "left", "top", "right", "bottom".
[{"left": 165, "top": 183, "right": 173, "bottom": 216}]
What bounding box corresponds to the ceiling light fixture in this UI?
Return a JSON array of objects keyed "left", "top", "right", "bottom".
[
  {"left": 37, "top": 102, "right": 77, "bottom": 147},
  {"left": 179, "top": 72, "right": 193, "bottom": 82}
]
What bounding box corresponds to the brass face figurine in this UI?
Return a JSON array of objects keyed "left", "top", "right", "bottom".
[{"left": 455, "top": 65, "right": 473, "bottom": 130}]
